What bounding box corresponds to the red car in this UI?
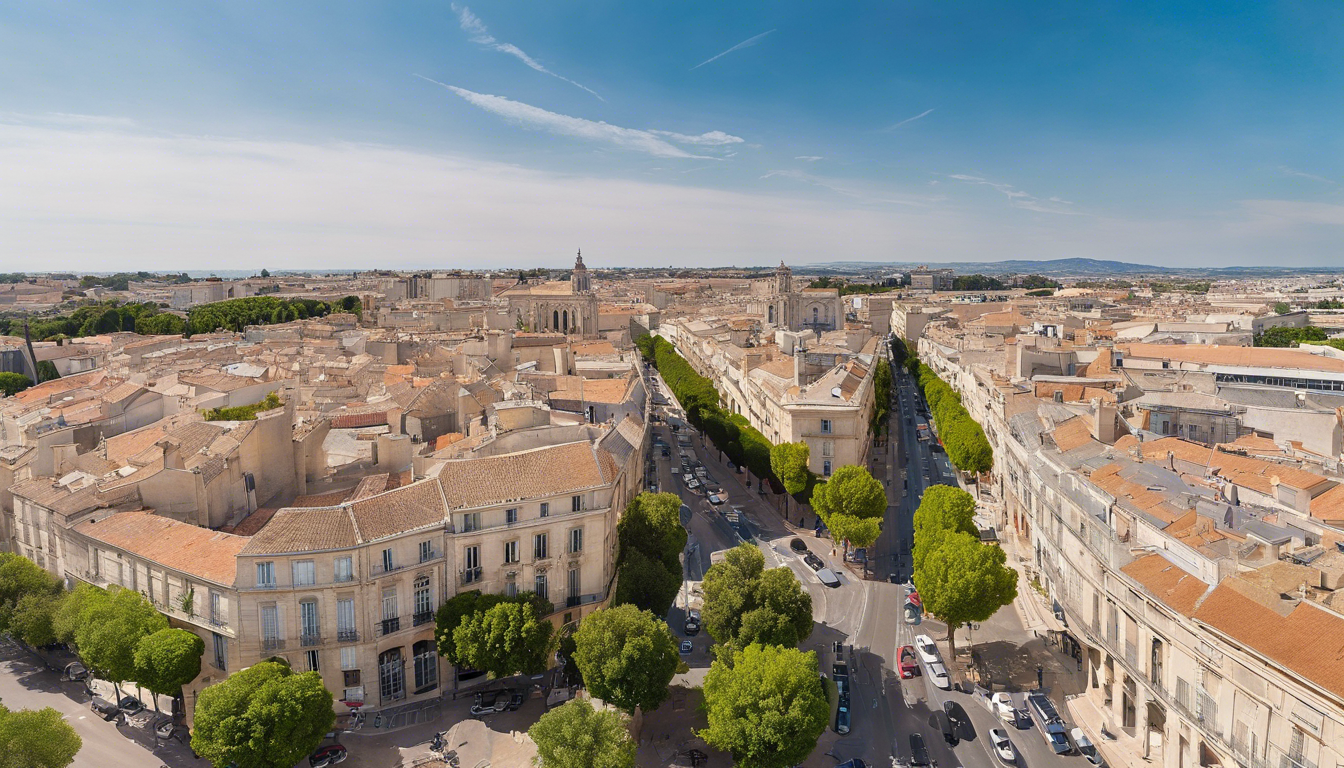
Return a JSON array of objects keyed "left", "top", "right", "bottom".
[{"left": 899, "top": 645, "right": 920, "bottom": 679}]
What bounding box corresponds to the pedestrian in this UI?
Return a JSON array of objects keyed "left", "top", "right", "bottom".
[{"left": 1036, "top": 664, "right": 1044, "bottom": 689}]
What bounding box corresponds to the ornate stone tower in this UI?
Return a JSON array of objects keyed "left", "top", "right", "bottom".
[
  {"left": 571, "top": 249, "right": 592, "bottom": 294},
  {"left": 775, "top": 261, "right": 793, "bottom": 295}
]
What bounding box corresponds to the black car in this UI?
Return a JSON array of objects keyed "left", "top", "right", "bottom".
[
  {"left": 909, "top": 732, "right": 931, "bottom": 767},
  {"left": 90, "top": 696, "right": 121, "bottom": 721},
  {"left": 470, "top": 688, "right": 522, "bottom": 715},
  {"left": 834, "top": 697, "right": 851, "bottom": 735},
  {"left": 938, "top": 707, "right": 959, "bottom": 745},
  {"left": 944, "top": 700, "right": 967, "bottom": 739},
  {"left": 309, "top": 744, "right": 348, "bottom": 767},
  {"left": 117, "top": 696, "right": 145, "bottom": 716},
  {"left": 789, "top": 538, "right": 809, "bottom": 553},
  {"left": 803, "top": 553, "right": 825, "bottom": 572}
]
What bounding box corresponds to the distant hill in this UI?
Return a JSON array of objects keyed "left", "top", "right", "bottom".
[{"left": 809, "top": 257, "right": 1330, "bottom": 278}]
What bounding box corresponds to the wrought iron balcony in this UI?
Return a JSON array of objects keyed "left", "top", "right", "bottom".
[
  {"left": 337, "top": 628, "right": 360, "bottom": 643},
  {"left": 413, "top": 611, "right": 434, "bottom": 627}
]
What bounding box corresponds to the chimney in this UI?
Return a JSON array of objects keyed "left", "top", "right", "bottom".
[
  {"left": 1167, "top": 450, "right": 1175, "bottom": 471},
  {"left": 159, "top": 439, "right": 184, "bottom": 470}
]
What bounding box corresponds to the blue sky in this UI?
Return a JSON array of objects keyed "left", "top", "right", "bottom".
[{"left": 0, "top": 1, "right": 1340, "bottom": 270}]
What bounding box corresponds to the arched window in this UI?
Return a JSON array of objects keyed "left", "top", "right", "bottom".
[
  {"left": 813, "top": 307, "right": 819, "bottom": 324},
  {"left": 413, "top": 639, "right": 437, "bottom": 692},
  {"left": 563, "top": 309, "right": 569, "bottom": 332},
  {"left": 552, "top": 310, "right": 559, "bottom": 330}
]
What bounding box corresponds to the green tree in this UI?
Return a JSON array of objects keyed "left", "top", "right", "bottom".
[
  {"left": 698, "top": 644, "right": 829, "bottom": 768},
  {"left": 913, "top": 485, "right": 977, "bottom": 538},
  {"left": 436, "top": 590, "right": 549, "bottom": 665},
  {"left": 1256, "top": 326, "right": 1327, "bottom": 348},
  {"left": 528, "top": 699, "right": 635, "bottom": 768},
  {"left": 612, "top": 547, "right": 683, "bottom": 617},
  {"left": 769, "top": 442, "right": 812, "bottom": 497},
  {"left": 191, "top": 661, "right": 335, "bottom": 768},
  {"left": 133, "top": 628, "right": 204, "bottom": 708},
  {"left": 809, "top": 465, "right": 885, "bottom": 555},
  {"left": 915, "top": 531, "right": 1017, "bottom": 657},
  {"left": 1274, "top": 302, "right": 1291, "bottom": 315},
  {"left": 824, "top": 514, "right": 881, "bottom": 553},
  {"left": 617, "top": 492, "right": 686, "bottom": 573},
  {"left": 52, "top": 582, "right": 103, "bottom": 645},
  {"left": 572, "top": 605, "right": 679, "bottom": 714},
  {"left": 702, "top": 544, "right": 812, "bottom": 649},
  {"left": 0, "top": 553, "right": 61, "bottom": 634},
  {"left": 74, "top": 587, "right": 168, "bottom": 693},
  {"left": 260, "top": 268, "right": 270, "bottom": 278},
  {"left": 10, "top": 592, "right": 61, "bottom": 647},
  {"left": 35, "top": 360, "right": 60, "bottom": 383},
  {"left": 0, "top": 372, "right": 31, "bottom": 397},
  {"left": 454, "top": 600, "right": 555, "bottom": 679},
  {"left": 0, "top": 704, "right": 82, "bottom": 768}
]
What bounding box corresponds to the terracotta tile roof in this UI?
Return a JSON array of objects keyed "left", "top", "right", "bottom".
[
  {"left": 1121, "top": 554, "right": 1210, "bottom": 616},
  {"left": 550, "top": 377, "right": 633, "bottom": 406},
  {"left": 1088, "top": 463, "right": 1188, "bottom": 525},
  {"left": 1050, "top": 417, "right": 1095, "bottom": 453},
  {"left": 349, "top": 474, "right": 391, "bottom": 501},
  {"left": 1309, "top": 484, "right": 1344, "bottom": 524},
  {"left": 1139, "top": 437, "right": 1332, "bottom": 493},
  {"left": 436, "top": 441, "right": 613, "bottom": 509},
  {"left": 74, "top": 510, "right": 248, "bottom": 586},
  {"left": 348, "top": 480, "right": 449, "bottom": 542},
  {"left": 10, "top": 370, "right": 108, "bottom": 404},
  {"left": 1193, "top": 578, "right": 1344, "bottom": 699},
  {"left": 241, "top": 505, "right": 360, "bottom": 554}
]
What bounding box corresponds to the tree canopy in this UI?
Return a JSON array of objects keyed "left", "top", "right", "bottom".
[
  {"left": 453, "top": 600, "right": 555, "bottom": 679},
  {"left": 572, "top": 604, "right": 680, "bottom": 714},
  {"left": 613, "top": 492, "right": 687, "bottom": 617},
  {"left": 702, "top": 544, "right": 812, "bottom": 649},
  {"left": 73, "top": 586, "right": 169, "bottom": 687},
  {"left": 133, "top": 628, "right": 204, "bottom": 702},
  {"left": 917, "top": 367, "right": 993, "bottom": 474},
  {"left": 0, "top": 553, "right": 62, "bottom": 634},
  {"left": 698, "top": 644, "right": 829, "bottom": 768},
  {"left": 0, "top": 373, "right": 32, "bottom": 398},
  {"left": 770, "top": 442, "right": 812, "bottom": 497},
  {"left": 529, "top": 699, "right": 635, "bottom": 768},
  {"left": 0, "top": 703, "right": 82, "bottom": 768},
  {"left": 435, "top": 589, "right": 549, "bottom": 665},
  {"left": 191, "top": 661, "right": 335, "bottom": 768},
  {"left": 809, "top": 465, "right": 885, "bottom": 552},
  {"left": 914, "top": 531, "right": 1017, "bottom": 657}
]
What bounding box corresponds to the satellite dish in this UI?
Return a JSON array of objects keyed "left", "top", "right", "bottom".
[{"left": 831, "top": 387, "right": 843, "bottom": 398}]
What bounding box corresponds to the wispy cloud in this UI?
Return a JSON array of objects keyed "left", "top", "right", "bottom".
[
  {"left": 452, "top": 4, "right": 603, "bottom": 101},
  {"left": 762, "top": 170, "right": 939, "bottom": 207},
  {"left": 1278, "top": 165, "right": 1338, "bottom": 186},
  {"left": 418, "top": 77, "right": 716, "bottom": 159},
  {"left": 795, "top": 156, "right": 823, "bottom": 162},
  {"left": 883, "top": 108, "right": 934, "bottom": 131},
  {"left": 0, "top": 111, "right": 137, "bottom": 128},
  {"left": 648, "top": 130, "right": 744, "bottom": 147},
  {"left": 949, "top": 174, "right": 1081, "bottom": 215},
  {"left": 691, "top": 29, "right": 775, "bottom": 70}
]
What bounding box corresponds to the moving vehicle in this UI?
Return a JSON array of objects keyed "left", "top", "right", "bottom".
[
  {"left": 909, "top": 733, "right": 930, "bottom": 767},
  {"left": 904, "top": 593, "right": 923, "bottom": 625},
  {"left": 1027, "top": 692, "right": 1072, "bottom": 754},
  {"left": 470, "top": 689, "right": 522, "bottom": 716},
  {"left": 898, "top": 645, "right": 919, "bottom": 678},
  {"left": 990, "top": 729, "right": 1016, "bottom": 764},
  {"left": 943, "top": 701, "right": 967, "bottom": 739},
  {"left": 309, "top": 744, "right": 349, "bottom": 767},
  {"left": 789, "top": 538, "right": 809, "bottom": 554},
  {"left": 835, "top": 697, "right": 851, "bottom": 734},
  {"left": 1071, "top": 728, "right": 1105, "bottom": 766},
  {"left": 680, "top": 640, "right": 694, "bottom": 654},
  {"left": 914, "top": 634, "right": 940, "bottom": 665},
  {"left": 937, "top": 709, "right": 958, "bottom": 745},
  {"left": 803, "top": 552, "right": 825, "bottom": 571},
  {"left": 927, "top": 662, "right": 951, "bottom": 689},
  {"left": 817, "top": 568, "right": 841, "bottom": 588}
]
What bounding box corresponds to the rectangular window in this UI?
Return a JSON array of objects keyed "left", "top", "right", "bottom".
[
  {"left": 571, "top": 495, "right": 582, "bottom": 512},
  {"left": 334, "top": 556, "right": 353, "bottom": 583},
  {"left": 822, "top": 440, "right": 834, "bottom": 458},
  {"left": 465, "top": 545, "right": 480, "bottom": 570},
  {"left": 462, "top": 512, "right": 479, "bottom": 532},
  {"left": 340, "top": 646, "right": 357, "bottom": 670},
  {"left": 300, "top": 600, "right": 320, "bottom": 638},
  {"left": 414, "top": 580, "right": 432, "bottom": 617},
  {"left": 212, "top": 633, "right": 228, "bottom": 671},
  {"left": 381, "top": 588, "right": 398, "bottom": 620},
  {"left": 534, "top": 533, "right": 549, "bottom": 560},
  {"left": 292, "top": 560, "right": 315, "bottom": 587},
  {"left": 821, "top": 419, "right": 832, "bottom": 434},
  {"left": 210, "top": 591, "right": 224, "bottom": 625},
  {"left": 823, "top": 460, "right": 832, "bottom": 477},
  {"left": 381, "top": 548, "right": 394, "bottom": 573},
  {"left": 539, "top": 502, "right": 549, "bottom": 518},
  {"left": 505, "top": 581, "right": 517, "bottom": 598},
  {"left": 506, "top": 508, "right": 518, "bottom": 524},
  {"left": 305, "top": 649, "right": 320, "bottom": 673},
  {"left": 419, "top": 540, "right": 433, "bottom": 563},
  {"left": 261, "top": 605, "right": 279, "bottom": 640},
  {"left": 256, "top": 561, "right": 275, "bottom": 588},
  {"left": 337, "top": 598, "right": 356, "bottom": 641},
  {"left": 535, "top": 573, "right": 548, "bottom": 601},
  {"left": 568, "top": 567, "right": 580, "bottom": 601},
  {"left": 504, "top": 540, "right": 519, "bottom": 564},
  {"left": 569, "top": 528, "right": 583, "bottom": 554}
]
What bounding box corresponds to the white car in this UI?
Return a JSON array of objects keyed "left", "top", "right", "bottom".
[
  {"left": 816, "top": 568, "right": 841, "bottom": 588},
  {"left": 990, "top": 692, "right": 1016, "bottom": 722},
  {"left": 990, "top": 728, "right": 1015, "bottom": 764},
  {"left": 1071, "top": 728, "right": 1105, "bottom": 766},
  {"left": 914, "top": 634, "right": 940, "bottom": 665},
  {"left": 927, "top": 662, "right": 951, "bottom": 690}
]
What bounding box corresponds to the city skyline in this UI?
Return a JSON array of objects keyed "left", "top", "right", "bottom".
[{"left": 1, "top": 1, "right": 1341, "bottom": 270}]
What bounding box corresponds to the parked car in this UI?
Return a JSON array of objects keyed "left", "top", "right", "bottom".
[
  {"left": 914, "top": 634, "right": 940, "bottom": 664},
  {"left": 990, "top": 692, "right": 1026, "bottom": 726},
  {"left": 1027, "top": 691, "right": 1072, "bottom": 754},
  {"left": 309, "top": 744, "right": 349, "bottom": 767},
  {"left": 117, "top": 696, "right": 145, "bottom": 716},
  {"left": 835, "top": 697, "right": 851, "bottom": 734},
  {"left": 943, "top": 701, "right": 967, "bottom": 740},
  {"left": 990, "top": 729, "right": 1016, "bottom": 764},
  {"left": 90, "top": 696, "right": 121, "bottom": 721},
  {"left": 898, "top": 645, "right": 919, "bottom": 678},
  {"left": 789, "top": 538, "right": 809, "bottom": 553},
  {"left": 708, "top": 493, "right": 725, "bottom": 506},
  {"left": 680, "top": 640, "right": 694, "bottom": 655},
  {"left": 909, "top": 732, "right": 931, "bottom": 767},
  {"left": 817, "top": 568, "right": 841, "bottom": 588},
  {"left": 836, "top": 760, "right": 868, "bottom": 768},
  {"left": 927, "top": 662, "right": 951, "bottom": 689},
  {"left": 685, "top": 609, "right": 701, "bottom": 635},
  {"left": 1071, "top": 728, "right": 1105, "bottom": 766},
  {"left": 803, "top": 552, "right": 825, "bottom": 571},
  {"left": 904, "top": 594, "right": 923, "bottom": 625},
  {"left": 470, "top": 689, "right": 520, "bottom": 715}
]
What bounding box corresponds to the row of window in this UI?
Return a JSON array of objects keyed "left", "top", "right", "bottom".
[
  {"left": 254, "top": 540, "right": 440, "bottom": 588},
  {"left": 258, "top": 575, "right": 436, "bottom": 645},
  {"left": 459, "top": 496, "right": 586, "bottom": 533},
  {"left": 462, "top": 529, "right": 583, "bottom": 572}
]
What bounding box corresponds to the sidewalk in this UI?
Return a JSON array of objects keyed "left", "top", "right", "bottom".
[{"left": 1065, "top": 693, "right": 1156, "bottom": 768}]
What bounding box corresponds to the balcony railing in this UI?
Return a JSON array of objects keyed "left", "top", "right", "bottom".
[
  {"left": 262, "top": 637, "right": 285, "bottom": 651},
  {"left": 300, "top": 633, "right": 323, "bottom": 647},
  {"left": 418, "top": 548, "right": 443, "bottom": 564},
  {"left": 460, "top": 567, "right": 482, "bottom": 585},
  {"left": 378, "top": 617, "right": 401, "bottom": 636},
  {"left": 337, "top": 628, "right": 360, "bottom": 643},
  {"left": 372, "top": 561, "right": 404, "bottom": 577},
  {"left": 413, "top": 611, "right": 434, "bottom": 627}
]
